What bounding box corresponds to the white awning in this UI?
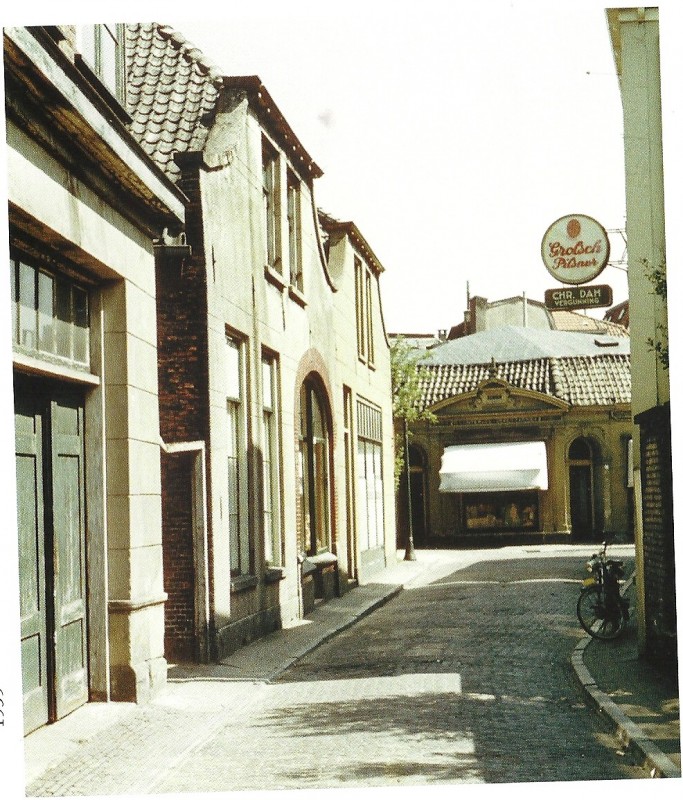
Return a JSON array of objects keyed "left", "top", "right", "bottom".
[{"left": 439, "top": 441, "right": 548, "bottom": 493}]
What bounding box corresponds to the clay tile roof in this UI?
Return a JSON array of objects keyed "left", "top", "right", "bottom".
[
  {"left": 549, "top": 354, "right": 631, "bottom": 406},
  {"left": 413, "top": 329, "right": 631, "bottom": 412},
  {"left": 125, "top": 23, "right": 223, "bottom": 183},
  {"left": 417, "top": 359, "right": 554, "bottom": 411}
]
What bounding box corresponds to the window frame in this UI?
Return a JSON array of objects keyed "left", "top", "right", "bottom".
[
  {"left": 226, "top": 331, "right": 252, "bottom": 578},
  {"left": 299, "top": 380, "right": 332, "bottom": 557},
  {"left": 262, "top": 136, "right": 282, "bottom": 277},
  {"left": 10, "top": 255, "right": 91, "bottom": 370},
  {"left": 356, "top": 399, "right": 385, "bottom": 552},
  {"left": 287, "top": 169, "right": 304, "bottom": 293},
  {"left": 78, "top": 24, "right": 126, "bottom": 104},
  {"left": 354, "top": 256, "right": 375, "bottom": 367},
  {"left": 262, "top": 350, "right": 283, "bottom": 568}
]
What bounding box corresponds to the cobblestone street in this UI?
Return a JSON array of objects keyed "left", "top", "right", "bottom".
[{"left": 25, "top": 548, "right": 650, "bottom": 796}]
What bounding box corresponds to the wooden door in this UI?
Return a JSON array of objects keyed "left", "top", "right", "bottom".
[
  {"left": 15, "top": 396, "right": 49, "bottom": 734},
  {"left": 51, "top": 395, "right": 88, "bottom": 719},
  {"left": 14, "top": 381, "right": 88, "bottom": 733}
]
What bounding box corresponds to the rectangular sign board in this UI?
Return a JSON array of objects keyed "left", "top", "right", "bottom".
[{"left": 544, "top": 284, "right": 613, "bottom": 311}]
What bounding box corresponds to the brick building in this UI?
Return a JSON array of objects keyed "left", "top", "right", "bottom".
[{"left": 125, "top": 24, "right": 396, "bottom": 663}]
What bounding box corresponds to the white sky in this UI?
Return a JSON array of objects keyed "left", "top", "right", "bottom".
[
  {"left": 162, "top": 0, "right": 641, "bottom": 333},
  {"left": 4, "top": 0, "right": 680, "bottom": 334},
  {"left": 166, "top": 0, "right": 633, "bottom": 333}
]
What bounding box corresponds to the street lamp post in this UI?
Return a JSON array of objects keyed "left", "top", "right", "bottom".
[{"left": 403, "top": 417, "right": 416, "bottom": 561}]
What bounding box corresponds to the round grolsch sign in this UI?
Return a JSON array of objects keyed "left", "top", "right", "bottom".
[{"left": 541, "top": 214, "right": 610, "bottom": 285}]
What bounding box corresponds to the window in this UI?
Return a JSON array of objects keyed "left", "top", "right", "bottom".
[
  {"left": 287, "top": 170, "right": 303, "bottom": 292},
  {"left": 343, "top": 386, "right": 357, "bottom": 579},
  {"left": 79, "top": 24, "right": 126, "bottom": 103},
  {"left": 226, "top": 334, "right": 251, "bottom": 576},
  {"left": 10, "top": 257, "right": 90, "bottom": 368},
  {"left": 262, "top": 353, "right": 282, "bottom": 566},
  {"left": 464, "top": 492, "right": 539, "bottom": 531},
  {"left": 355, "top": 257, "right": 374, "bottom": 365},
  {"left": 298, "top": 380, "right": 331, "bottom": 556},
  {"left": 356, "top": 400, "right": 384, "bottom": 551},
  {"left": 262, "top": 137, "right": 282, "bottom": 274}
]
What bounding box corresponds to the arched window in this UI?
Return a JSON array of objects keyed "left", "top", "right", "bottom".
[
  {"left": 569, "top": 437, "right": 592, "bottom": 461},
  {"left": 299, "top": 380, "right": 331, "bottom": 555}
]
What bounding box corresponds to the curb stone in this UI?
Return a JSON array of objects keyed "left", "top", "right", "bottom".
[
  {"left": 574, "top": 645, "right": 681, "bottom": 779},
  {"left": 570, "top": 571, "right": 681, "bottom": 779}
]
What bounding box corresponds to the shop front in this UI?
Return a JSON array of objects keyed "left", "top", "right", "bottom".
[{"left": 439, "top": 441, "right": 547, "bottom": 537}]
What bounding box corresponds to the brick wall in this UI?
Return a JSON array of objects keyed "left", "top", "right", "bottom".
[
  {"left": 636, "top": 402, "right": 677, "bottom": 670},
  {"left": 161, "top": 451, "right": 196, "bottom": 661},
  {"left": 156, "top": 167, "right": 208, "bottom": 444},
  {"left": 156, "top": 162, "right": 209, "bottom": 660}
]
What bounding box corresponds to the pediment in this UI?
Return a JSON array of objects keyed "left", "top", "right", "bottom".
[{"left": 431, "top": 378, "right": 568, "bottom": 417}]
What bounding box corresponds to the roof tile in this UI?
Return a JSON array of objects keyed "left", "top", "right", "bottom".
[
  {"left": 125, "top": 23, "right": 223, "bottom": 182},
  {"left": 416, "top": 354, "right": 630, "bottom": 411}
]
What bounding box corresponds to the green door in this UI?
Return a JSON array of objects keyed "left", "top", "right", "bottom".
[
  {"left": 51, "top": 395, "right": 88, "bottom": 719},
  {"left": 15, "top": 396, "right": 49, "bottom": 735},
  {"left": 14, "top": 380, "right": 88, "bottom": 734}
]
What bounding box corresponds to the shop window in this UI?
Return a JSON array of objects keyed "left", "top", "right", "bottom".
[
  {"left": 10, "top": 257, "right": 90, "bottom": 369},
  {"left": 463, "top": 491, "right": 539, "bottom": 532}
]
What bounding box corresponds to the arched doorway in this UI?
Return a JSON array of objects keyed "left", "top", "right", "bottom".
[
  {"left": 569, "top": 437, "right": 598, "bottom": 541},
  {"left": 298, "top": 378, "right": 332, "bottom": 556},
  {"left": 408, "top": 444, "right": 428, "bottom": 544}
]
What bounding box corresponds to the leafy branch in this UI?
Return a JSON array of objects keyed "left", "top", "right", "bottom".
[
  {"left": 391, "top": 337, "right": 436, "bottom": 489},
  {"left": 643, "top": 257, "right": 669, "bottom": 370}
]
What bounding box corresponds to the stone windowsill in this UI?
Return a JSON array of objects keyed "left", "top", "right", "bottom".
[
  {"left": 230, "top": 574, "right": 258, "bottom": 594},
  {"left": 288, "top": 284, "right": 307, "bottom": 308},
  {"left": 264, "top": 567, "right": 285, "bottom": 584},
  {"left": 264, "top": 264, "right": 286, "bottom": 291}
]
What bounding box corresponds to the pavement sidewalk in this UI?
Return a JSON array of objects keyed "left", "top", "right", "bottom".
[
  {"left": 22, "top": 548, "right": 682, "bottom": 795},
  {"left": 22, "top": 553, "right": 435, "bottom": 795},
  {"left": 570, "top": 575, "right": 681, "bottom": 779}
]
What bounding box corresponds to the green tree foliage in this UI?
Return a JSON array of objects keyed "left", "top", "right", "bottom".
[
  {"left": 391, "top": 337, "right": 435, "bottom": 488},
  {"left": 643, "top": 258, "right": 669, "bottom": 370}
]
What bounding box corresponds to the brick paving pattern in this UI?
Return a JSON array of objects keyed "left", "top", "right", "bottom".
[{"left": 26, "top": 549, "right": 651, "bottom": 795}]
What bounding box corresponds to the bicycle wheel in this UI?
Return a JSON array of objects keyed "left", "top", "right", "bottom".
[{"left": 576, "top": 585, "right": 626, "bottom": 640}]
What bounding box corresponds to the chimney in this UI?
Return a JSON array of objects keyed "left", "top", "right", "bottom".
[{"left": 472, "top": 296, "right": 488, "bottom": 333}]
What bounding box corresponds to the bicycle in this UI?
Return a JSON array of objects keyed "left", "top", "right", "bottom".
[{"left": 576, "top": 540, "right": 630, "bottom": 640}]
